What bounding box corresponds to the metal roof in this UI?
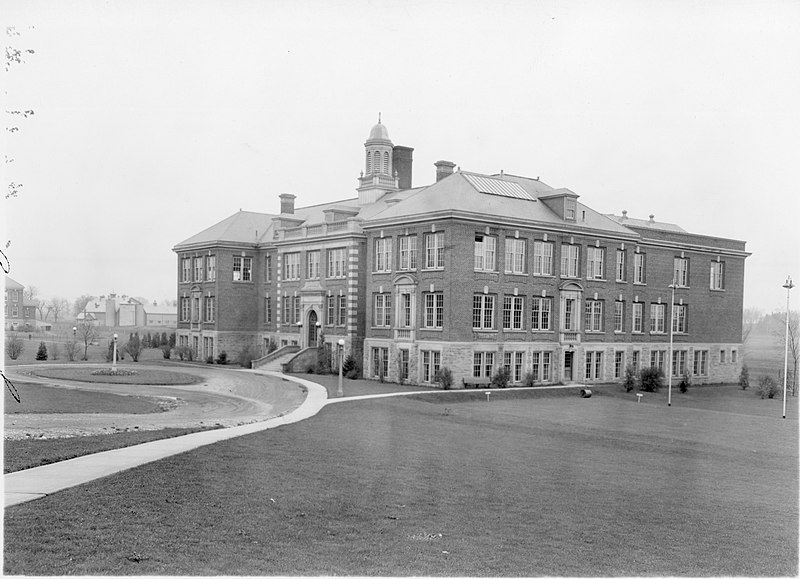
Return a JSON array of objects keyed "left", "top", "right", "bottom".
[{"left": 463, "top": 173, "right": 536, "bottom": 201}]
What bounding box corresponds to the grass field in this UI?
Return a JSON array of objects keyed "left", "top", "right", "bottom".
[
  {"left": 4, "top": 390, "right": 797, "bottom": 576},
  {"left": 24, "top": 366, "right": 200, "bottom": 385}
]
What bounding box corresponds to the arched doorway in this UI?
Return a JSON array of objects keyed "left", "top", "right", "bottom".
[{"left": 308, "top": 310, "right": 318, "bottom": 347}]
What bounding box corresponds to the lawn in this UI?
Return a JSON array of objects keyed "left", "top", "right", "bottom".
[
  {"left": 4, "top": 390, "right": 797, "bottom": 576},
  {"left": 24, "top": 366, "right": 201, "bottom": 385}
]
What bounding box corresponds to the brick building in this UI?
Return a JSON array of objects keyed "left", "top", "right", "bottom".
[{"left": 173, "top": 120, "right": 748, "bottom": 384}]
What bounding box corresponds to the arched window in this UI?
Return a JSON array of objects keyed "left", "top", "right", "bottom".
[
  {"left": 374, "top": 151, "right": 381, "bottom": 173},
  {"left": 366, "top": 151, "right": 372, "bottom": 173},
  {"left": 383, "top": 151, "right": 390, "bottom": 174}
]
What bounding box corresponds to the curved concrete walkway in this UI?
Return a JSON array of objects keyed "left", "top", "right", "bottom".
[{"left": 4, "top": 371, "right": 328, "bottom": 507}]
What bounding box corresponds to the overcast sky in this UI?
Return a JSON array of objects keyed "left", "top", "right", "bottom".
[{"left": 3, "top": 0, "right": 799, "bottom": 312}]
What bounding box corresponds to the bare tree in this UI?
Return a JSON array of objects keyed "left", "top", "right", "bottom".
[
  {"left": 774, "top": 310, "right": 799, "bottom": 396},
  {"left": 73, "top": 294, "right": 93, "bottom": 317},
  {"left": 46, "top": 297, "right": 69, "bottom": 322},
  {"left": 64, "top": 339, "right": 80, "bottom": 362},
  {"left": 76, "top": 322, "right": 98, "bottom": 361}
]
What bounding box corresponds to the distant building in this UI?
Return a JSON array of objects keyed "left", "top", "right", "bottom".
[
  {"left": 4, "top": 276, "right": 37, "bottom": 330},
  {"left": 144, "top": 301, "right": 177, "bottom": 326},
  {"left": 75, "top": 294, "right": 176, "bottom": 327},
  {"left": 173, "top": 119, "right": 749, "bottom": 386}
]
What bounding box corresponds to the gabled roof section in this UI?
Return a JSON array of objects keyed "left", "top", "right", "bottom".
[
  {"left": 462, "top": 173, "right": 535, "bottom": 201},
  {"left": 174, "top": 210, "right": 277, "bottom": 250},
  {"left": 5, "top": 276, "right": 24, "bottom": 290}
]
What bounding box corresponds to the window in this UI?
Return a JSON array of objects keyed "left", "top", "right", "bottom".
[
  {"left": 399, "top": 235, "right": 417, "bottom": 270},
  {"left": 631, "top": 351, "right": 641, "bottom": 374},
  {"left": 632, "top": 302, "right": 644, "bottom": 333},
  {"left": 425, "top": 232, "right": 444, "bottom": 269},
  {"left": 710, "top": 261, "right": 725, "bottom": 290},
  {"left": 586, "top": 247, "right": 605, "bottom": 279},
  {"left": 421, "top": 350, "right": 441, "bottom": 383},
  {"left": 501, "top": 296, "right": 523, "bottom": 331},
  {"left": 282, "top": 295, "right": 300, "bottom": 325},
  {"left": 193, "top": 257, "right": 203, "bottom": 282},
  {"left": 204, "top": 296, "right": 215, "bottom": 322},
  {"left": 338, "top": 295, "right": 347, "bottom": 326},
  {"left": 533, "top": 241, "right": 554, "bottom": 276},
  {"left": 232, "top": 256, "right": 252, "bottom": 282},
  {"left": 424, "top": 292, "right": 444, "bottom": 329},
  {"left": 562, "top": 296, "right": 578, "bottom": 331},
  {"left": 327, "top": 248, "right": 346, "bottom": 278},
  {"left": 372, "top": 347, "right": 388, "bottom": 379},
  {"left": 650, "top": 303, "right": 665, "bottom": 333},
  {"left": 473, "top": 352, "right": 495, "bottom": 378},
  {"left": 614, "top": 351, "right": 625, "bottom": 379},
  {"left": 585, "top": 351, "right": 603, "bottom": 380},
  {"left": 398, "top": 293, "right": 413, "bottom": 328},
  {"left": 614, "top": 300, "right": 624, "bottom": 332},
  {"left": 530, "top": 297, "right": 552, "bottom": 331},
  {"left": 474, "top": 234, "right": 496, "bottom": 272},
  {"left": 693, "top": 350, "right": 708, "bottom": 376},
  {"left": 399, "top": 349, "right": 409, "bottom": 382},
  {"left": 565, "top": 198, "right": 577, "bottom": 220},
  {"left": 530, "top": 352, "right": 552, "bottom": 382},
  {"left": 560, "top": 244, "right": 579, "bottom": 278},
  {"left": 504, "top": 238, "right": 526, "bottom": 274},
  {"left": 207, "top": 255, "right": 216, "bottom": 282},
  {"left": 674, "top": 257, "right": 689, "bottom": 287},
  {"left": 181, "top": 258, "right": 191, "bottom": 283},
  {"left": 732, "top": 349, "right": 738, "bottom": 364},
  {"left": 616, "top": 250, "right": 626, "bottom": 282},
  {"left": 264, "top": 255, "right": 271, "bottom": 283},
  {"left": 672, "top": 350, "right": 687, "bottom": 377},
  {"left": 374, "top": 238, "right": 392, "bottom": 272},
  {"left": 651, "top": 350, "right": 666, "bottom": 372},
  {"left": 192, "top": 296, "right": 200, "bottom": 322},
  {"left": 283, "top": 253, "right": 300, "bottom": 281},
  {"left": 306, "top": 251, "right": 320, "bottom": 280},
  {"left": 503, "top": 351, "right": 524, "bottom": 383},
  {"left": 672, "top": 304, "right": 687, "bottom": 334},
  {"left": 180, "top": 297, "right": 190, "bottom": 322},
  {"left": 584, "top": 300, "right": 604, "bottom": 332},
  {"left": 265, "top": 296, "right": 272, "bottom": 323},
  {"left": 294, "top": 295, "right": 301, "bottom": 325},
  {"left": 473, "top": 294, "right": 495, "bottom": 330},
  {"left": 634, "top": 252, "right": 646, "bottom": 284},
  {"left": 327, "top": 296, "right": 335, "bottom": 326},
  {"left": 374, "top": 294, "right": 391, "bottom": 327},
  {"left": 720, "top": 349, "right": 726, "bottom": 364}
]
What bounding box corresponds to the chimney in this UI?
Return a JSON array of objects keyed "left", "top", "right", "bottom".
[
  {"left": 649, "top": 214, "right": 655, "bottom": 224},
  {"left": 621, "top": 210, "right": 628, "bottom": 220},
  {"left": 392, "top": 146, "right": 414, "bottom": 189},
  {"left": 434, "top": 160, "right": 456, "bottom": 182},
  {"left": 279, "top": 193, "right": 296, "bottom": 214}
]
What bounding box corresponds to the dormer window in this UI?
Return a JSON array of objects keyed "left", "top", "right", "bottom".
[{"left": 565, "top": 198, "right": 577, "bottom": 221}]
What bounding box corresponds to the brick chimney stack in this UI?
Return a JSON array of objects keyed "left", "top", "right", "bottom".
[
  {"left": 392, "top": 146, "right": 414, "bottom": 189},
  {"left": 279, "top": 194, "right": 296, "bottom": 214},
  {"left": 434, "top": 160, "right": 456, "bottom": 182}
]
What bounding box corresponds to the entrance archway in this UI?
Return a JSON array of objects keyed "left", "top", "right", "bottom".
[{"left": 308, "top": 310, "right": 318, "bottom": 347}]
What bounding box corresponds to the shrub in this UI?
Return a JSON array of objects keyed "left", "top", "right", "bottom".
[
  {"left": 50, "top": 342, "right": 60, "bottom": 361},
  {"left": 345, "top": 367, "right": 360, "bottom": 380},
  {"left": 161, "top": 344, "right": 172, "bottom": 359},
  {"left": 491, "top": 368, "right": 511, "bottom": 389},
  {"left": 6, "top": 336, "right": 24, "bottom": 360},
  {"left": 175, "top": 345, "right": 188, "bottom": 361},
  {"left": 151, "top": 332, "right": 161, "bottom": 348},
  {"left": 342, "top": 354, "right": 357, "bottom": 375},
  {"left": 236, "top": 345, "right": 259, "bottom": 368},
  {"left": 523, "top": 371, "right": 537, "bottom": 388},
  {"left": 125, "top": 333, "right": 143, "bottom": 362},
  {"left": 623, "top": 364, "right": 637, "bottom": 392},
  {"left": 639, "top": 367, "right": 664, "bottom": 392},
  {"left": 206, "top": 355, "right": 214, "bottom": 364},
  {"left": 216, "top": 350, "right": 228, "bottom": 365},
  {"left": 739, "top": 365, "right": 750, "bottom": 390},
  {"left": 35, "top": 341, "right": 48, "bottom": 361},
  {"left": 757, "top": 375, "right": 780, "bottom": 399},
  {"left": 267, "top": 338, "right": 277, "bottom": 354},
  {"left": 315, "top": 335, "right": 331, "bottom": 374},
  {"left": 435, "top": 367, "right": 453, "bottom": 390},
  {"left": 679, "top": 372, "right": 691, "bottom": 393}
]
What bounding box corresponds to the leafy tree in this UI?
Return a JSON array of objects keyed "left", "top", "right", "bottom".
[
  {"left": 216, "top": 350, "right": 228, "bottom": 365},
  {"left": 151, "top": 332, "right": 161, "bottom": 348},
  {"left": 35, "top": 341, "right": 48, "bottom": 361},
  {"left": 6, "top": 336, "right": 24, "bottom": 360},
  {"left": 161, "top": 344, "right": 172, "bottom": 359},
  {"left": 623, "top": 364, "right": 637, "bottom": 392},
  {"left": 757, "top": 375, "right": 780, "bottom": 399},
  {"left": 169, "top": 332, "right": 176, "bottom": 348}
]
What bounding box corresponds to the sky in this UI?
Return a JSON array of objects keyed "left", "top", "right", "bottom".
[{"left": 3, "top": 0, "right": 799, "bottom": 313}]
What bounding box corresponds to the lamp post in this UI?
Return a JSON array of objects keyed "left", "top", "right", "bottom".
[
  {"left": 782, "top": 276, "right": 794, "bottom": 419},
  {"left": 296, "top": 320, "right": 302, "bottom": 346},
  {"left": 112, "top": 333, "right": 118, "bottom": 372},
  {"left": 72, "top": 326, "right": 77, "bottom": 338},
  {"left": 337, "top": 339, "right": 345, "bottom": 397},
  {"left": 668, "top": 275, "right": 676, "bottom": 407},
  {"left": 315, "top": 320, "right": 321, "bottom": 347}
]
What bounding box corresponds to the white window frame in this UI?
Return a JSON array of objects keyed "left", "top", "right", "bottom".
[
  {"left": 399, "top": 235, "right": 417, "bottom": 270},
  {"left": 206, "top": 255, "right": 216, "bottom": 282},
  {"left": 650, "top": 303, "right": 665, "bottom": 333},
  {"left": 474, "top": 234, "right": 496, "bottom": 272},
  {"left": 283, "top": 253, "right": 300, "bottom": 281},
  {"left": 502, "top": 295, "right": 524, "bottom": 330},
  {"left": 472, "top": 294, "right": 495, "bottom": 330},
  {"left": 533, "top": 241, "right": 554, "bottom": 276},
  {"left": 306, "top": 251, "right": 320, "bottom": 280},
  {"left": 616, "top": 250, "right": 626, "bottom": 282},
  {"left": 634, "top": 252, "right": 646, "bottom": 284},
  {"left": 560, "top": 244, "right": 579, "bottom": 278},
  {"left": 327, "top": 248, "right": 347, "bottom": 279},
  {"left": 374, "top": 238, "right": 392, "bottom": 273},
  {"left": 374, "top": 294, "right": 391, "bottom": 327},
  {"left": 710, "top": 261, "right": 725, "bottom": 290},
  {"left": 425, "top": 232, "right": 444, "bottom": 269},
  {"left": 632, "top": 302, "right": 644, "bottom": 333},
  {"left": 584, "top": 299, "right": 603, "bottom": 332},
  {"left": 531, "top": 297, "right": 552, "bottom": 331},
  {"left": 423, "top": 292, "right": 443, "bottom": 329},
  {"left": 504, "top": 238, "right": 526, "bottom": 274},
  {"left": 586, "top": 247, "right": 605, "bottom": 280},
  {"left": 674, "top": 257, "right": 689, "bottom": 287}
]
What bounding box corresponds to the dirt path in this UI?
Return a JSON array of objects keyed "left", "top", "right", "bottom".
[{"left": 3, "top": 365, "right": 307, "bottom": 439}]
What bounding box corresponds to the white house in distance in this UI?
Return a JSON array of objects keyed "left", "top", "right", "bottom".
[{"left": 75, "top": 293, "right": 177, "bottom": 327}]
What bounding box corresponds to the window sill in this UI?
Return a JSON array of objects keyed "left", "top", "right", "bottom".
[
  {"left": 710, "top": 288, "right": 726, "bottom": 292},
  {"left": 473, "top": 329, "right": 498, "bottom": 333},
  {"left": 421, "top": 267, "right": 445, "bottom": 272},
  {"left": 420, "top": 327, "right": 443, "bottom": 331},
  {"left": 586, "top": 278, "right": 607, "bottom": 282}
]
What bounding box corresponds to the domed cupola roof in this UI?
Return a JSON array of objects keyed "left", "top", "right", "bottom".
[{"left": 366, "top": 114, "right": 392, "bottom": 144}]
